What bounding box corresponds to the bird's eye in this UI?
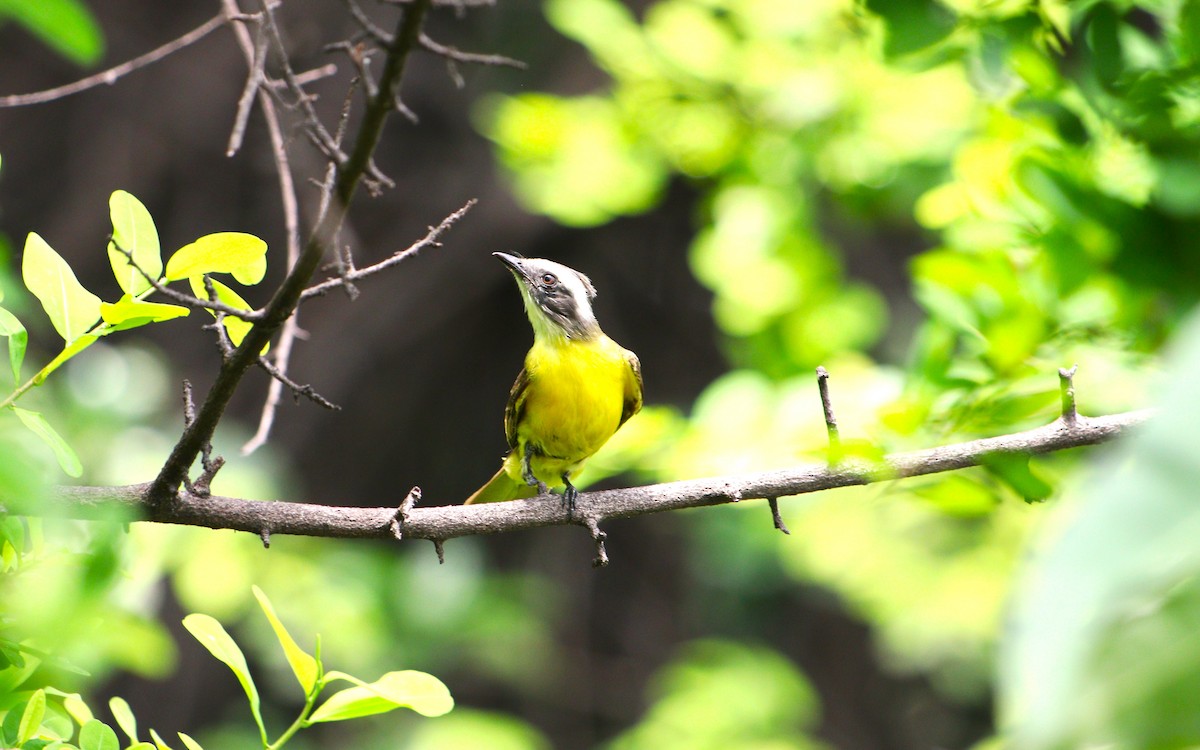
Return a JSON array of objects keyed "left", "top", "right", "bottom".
[{"left": 540, "top": 273, "right": 557, "bottom": 287}]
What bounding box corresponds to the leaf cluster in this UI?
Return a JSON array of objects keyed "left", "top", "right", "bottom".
[
  {"left": 0, "top": 585, "right": 451, "bottom": 750},
  {"left": 0, "top": 184, "right": 267, "bottom": 478}
]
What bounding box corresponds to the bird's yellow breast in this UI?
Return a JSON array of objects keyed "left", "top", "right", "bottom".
[{"left": 518, "top": 336, "right": 628, "bottom": 462}]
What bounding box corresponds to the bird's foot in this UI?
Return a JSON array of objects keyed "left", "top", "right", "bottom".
[{"left": 561, "top": 474, "right": 578, "bottom": 517}]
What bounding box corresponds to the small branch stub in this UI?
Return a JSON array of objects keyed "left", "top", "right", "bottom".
[
  {"left": 816, "top": 366, "right": 843, "bottom": 464},
  {"left": 391, "top": 486, "right": 421, "bottom": 540},
  {"left": 432, "top": 538, "right": 445, "bottom": 564},
  {"left": 1059, "top": 364, "right": 1079, "bottom": 426},
  {"left": 260, "top": 528, "right": 271, "bottom": 549},
  {"left": 582, "top": 516, "right": 609, "bottom": 568},
  {"left": 767, "top": 497, "right": 790, "bottom": 535}
]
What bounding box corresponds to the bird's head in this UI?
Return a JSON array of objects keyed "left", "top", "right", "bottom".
[{"left": 494, "top": 252, "right": 600, "bottom": 342}]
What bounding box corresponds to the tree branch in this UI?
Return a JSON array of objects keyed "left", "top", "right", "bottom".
[
  {"left": 148, "top": 0, "right": 435, "bottom": 503},
  {"left": 0, "top": 13, "right": 230, "bottom": 108},
  {"left": 39, "top": 408, "right": 1154, "bottom": 547}
]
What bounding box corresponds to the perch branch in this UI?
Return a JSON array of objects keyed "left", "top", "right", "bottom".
[{"left": 40, "top": 407, "right": 1153, "bottom": 543}]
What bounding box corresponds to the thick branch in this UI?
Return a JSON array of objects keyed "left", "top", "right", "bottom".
[
  {"left": 42, "top": 408, "right": 1153, "bottom": 540},
  {"left": 149, "top": 0, "right": 433, "bottom": 502}
]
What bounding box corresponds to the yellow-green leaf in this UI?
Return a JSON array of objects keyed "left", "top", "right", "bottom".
[
  {"left": 99, "top": 296, "right": 189, "bottom": 333},
  {"left": 312, "top": 670, "right": 453, "bottom": 722},
  {"left": 149, "top": 727, "right": 172, "bottom": 750},
  {"left": 12, "top": 406, "right": 82, "bottom": 477},
  {"left": 107, "top": 190, "right": 162, "bottom": 297},
  {"left": 17, "top": 689, "right": 46, "bottom": 744},
  {"left": 165, "top": 233, "right": 267, "bottom": 284},
  {"left": 0, "top": 305, "right": 27, "bottom": 383},
  {"left": 62, "top": 693, "right": 94, "bottom": 725},
  {"left": 252, "top": 586, "right": 318, "bottom": 694},
  {"left": 108, "top": 696, "right": 136, "bottom": 743},
  {"left": 181, "top": 614, "right": 262, "bottom": 726},
  {"left": 22, "top": 232, "right": 102, "bottom": 343},
  {"left": 78, "top": 719, "right": 119, "bottom": 750},
  {"left": 176, "top": 732, "right": 204, "bottom": 750}
]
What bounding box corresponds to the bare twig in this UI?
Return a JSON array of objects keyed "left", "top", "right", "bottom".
[
  {"left": 0, "top": 13, "right": 229, "bottom": 107},
  {"left": 815, "top": 366, "right": 842, "bottom": 463},
  {"left": 43, "top": 408, "right": 1154, "bottom": 546},
  {"left": 300, "top": 199, "right": 476, "bottom": 300},
  {"left": 418, "top": 33, "right": 526, "bottom": 69},
  {"left": 254, "top": 355, "right": 340, "bottom": 410},
  {"left": 226, "top": 14, "right": 270, "bottom": 156}
]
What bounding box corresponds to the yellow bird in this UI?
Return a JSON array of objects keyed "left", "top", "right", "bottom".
[{"left": 465, "top": 252, "right": 643, "bottom": 510}]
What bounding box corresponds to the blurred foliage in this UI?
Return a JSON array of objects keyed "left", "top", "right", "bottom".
[
  {"left": 0, "top": 0, "right": 103, "bottom": 66},
  {"left": 482, "top": 0, "right": 1200, "bottom": 743},
  {"left": 605, "top": 640, "right": 826, "bottom": 750},
  {"left": 1000, "top": 311, "right": 1200, "bottom": 750}
]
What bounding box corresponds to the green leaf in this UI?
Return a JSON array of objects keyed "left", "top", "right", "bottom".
[
  {"left": 17, "top": 689, "right": 46, "bottom": 744},
  {"left": 186, "top": 277, "right": 259, "bottom": 350},
  {"left": 312, "top": 670, "right": 454, "bottom": 722},
  {"left": 0, "top": 305, "right": 27, "bottom": 383},
  {"left": 176, "top": 733, "right": 204, "bottom": 750},
  {"left": 62, "top": 694, "right": 93, "bottom": 726},
  {"left": 164, "top": 233, "right": 267, "bottom": 285},
  {"left": 21, "top": 233, "right": 103, "bottom": 344},
  {"left": 864, "top": 0, "right": 957, "bottom": 59},
  {"left": 252, "top": 585, "right": 318, "bottom": 694},
  {"left": 12, "top": 407, "right": 82, "bottom": 477},
  {"left": 127, "top": 744, "right": 157, "bottom": 750},
  {"left": 181, "top": 615, "right": 263, "bottom": 732},
  {"left": 0, "top": 0, "right": 104, "bottom": 65},
  {"left": 148, "top": 728, "right": 171, "bottom": 750},
  {"left": 34, "top": 335, "right": 98, "bottom": 386},
  {"left": 99, "top": 296, "right": 189, "bottom": 333},
  {"left": 107, "top": 697, "right": 135, "bottom": 744},
  {"left": 979, "top": 453, "right": 1053, "bottom": 503},
  {"left": 77, "top": 720, "right": 119, "bottom": 750},
  {"left": 107, "top": 191, "right": 162, "bottom": 297}
]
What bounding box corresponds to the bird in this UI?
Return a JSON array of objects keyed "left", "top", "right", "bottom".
[{"left": 465, "top": 252, "right": 643, "bottom": 512}]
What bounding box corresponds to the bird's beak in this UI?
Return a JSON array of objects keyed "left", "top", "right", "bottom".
[{"left": 493, "top": 252, "right": 529, "bottom": 283}]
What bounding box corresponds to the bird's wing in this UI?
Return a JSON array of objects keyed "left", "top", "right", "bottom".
[
  {"left": 504, "top": 366, "right": 531, "bottom": 449},
  {"left": 619, "top": 350, "right": 643, "bottom": 428}
]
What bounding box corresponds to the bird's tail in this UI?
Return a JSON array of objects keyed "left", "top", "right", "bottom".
[{"left": 464, "top": 466, "right": 538, "bottom": 504}]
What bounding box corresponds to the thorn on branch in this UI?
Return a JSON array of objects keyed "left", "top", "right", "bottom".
[
  {"left": 767, "top": 497, "right": 790, "bottom": 535},
  {"left": 582, "top": 515, "right": 609, "bottom": 568},
  {"left": 260, "top": 528, "right": 271, "bottom": 548},
  {"left": 432, "top": 538, "right": 445, "bottom": 564},
  {"left": 390, "top": 486, "right": 421, "bottom": 540},
  {"left": 816, "top": 366, "right": 843, "bottom": 464},
  {"left": 1059, "top": 364, "right": 1079, "bottom": 426}
]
